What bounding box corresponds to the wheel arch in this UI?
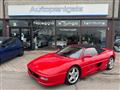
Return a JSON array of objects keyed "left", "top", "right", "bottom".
[
  {"left": 65, "top": 64, "right": 82, "bottom": 85},
  {"left": 69, "top": 64, "right": 82, "bottom": 77},
  {"left": 110, "top": 55, "right": 115, "bottom": 61}
]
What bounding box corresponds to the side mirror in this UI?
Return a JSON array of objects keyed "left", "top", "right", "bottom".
[{"left": 83, "top": 54, "right": 92, "bottom": 58}]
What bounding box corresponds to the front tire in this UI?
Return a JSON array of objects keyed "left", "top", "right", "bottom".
[
  {"left": 106, "top": 57, "right": 114, "bottom": 70},
  {"left": 65, "top": 66, "right": 79, "bottom": 85}
]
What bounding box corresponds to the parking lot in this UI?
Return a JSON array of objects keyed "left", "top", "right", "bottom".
[{"left": 0, "top": 50, "right": 120, "bottom": 90}]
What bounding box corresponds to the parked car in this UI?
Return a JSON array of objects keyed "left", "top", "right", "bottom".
[
  {"left": 37, "top": 37, "right": 48, "bottom": 48},
  {"left": 52, "top": 40, "right": 67, "bottom": 48},
  {"left": 27, "top": 44, "right": 115, "bottom": 86},
  {"left": 114, "top": 39, "right": 120, "bottom": 52},
  {"left": 36, "top": 34, "right": 48, "bottom": 48},
  {"left": 51, "top": 37, "right": 68, "bottom": 48},
  {"left": 0, "top": 37, "right": 24, "bottom": 63}
]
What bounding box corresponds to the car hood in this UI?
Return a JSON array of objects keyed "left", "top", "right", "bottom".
[
  {"left": 28, "top": 53, "right": 74, "bottom": 75},
  {"left": 0, "top": 47, "right": 5, "bottom": 51}
]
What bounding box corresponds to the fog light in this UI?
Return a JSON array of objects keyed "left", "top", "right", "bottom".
[{"left": 40, "top": 77, "right": 48, "bottom": 81}]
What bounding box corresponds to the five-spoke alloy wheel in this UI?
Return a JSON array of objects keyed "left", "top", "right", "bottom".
[
  {"left": 106, "top": 57, "right": 114, "bottom": 70},
  {"left": 65, "top": 66, "right": 80, "bottom": 85}
]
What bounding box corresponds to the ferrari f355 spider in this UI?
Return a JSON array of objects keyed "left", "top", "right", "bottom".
[{"left": 27, "top": 44, "right": 115, "bottom": 86}]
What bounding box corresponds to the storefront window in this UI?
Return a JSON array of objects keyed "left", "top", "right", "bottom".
[
  {"left": 115, "top": 20, "right": 120, "bottom": 39},
  {"left": 56, "top": 27, "right": 79, "bottom": 48},
  {"left": 9, "top": 19, "right": 108, "bottom": 50},
  {"left": 80, "top": 28, "right": 106, "bottom": 47},
  {"left": 9, "top": 20, "right": 31, "bottom": 49},
  {"left": 9, "top": 20, "right": 29, "bottom": 27},
  {"left": 33, "top": 20, "right": 55, "bottom": 49},
  {"left": 0, "top": 20, "right": 3, "bottom": 36},
  {"left": 56, "top": 20, "right": 80, "bottom": 48}
]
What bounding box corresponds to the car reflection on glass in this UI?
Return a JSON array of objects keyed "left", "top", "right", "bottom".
[
  {"left": 37, "top": 38, "right": 48, "bottom": 48},
  {"left": 37, "top": 35, "right": 48, "bottom": 48},
  {"left": 114, "top": 39, "right": 120, "bottom": 52},
  {"left": 52, "top": 40, "right": 67, "bottom": 48}
]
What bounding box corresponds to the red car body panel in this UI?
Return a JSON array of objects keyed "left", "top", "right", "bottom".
[{"left": 27, "top": 48, "right": 115, "bottom": 86}]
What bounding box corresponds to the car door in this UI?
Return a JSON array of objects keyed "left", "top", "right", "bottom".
[
  {"left": 82, "top": 48, "right": 100, "bottom": 76},
  {"left": 7, "top": 38, "right": 21, "bottom": 57}
]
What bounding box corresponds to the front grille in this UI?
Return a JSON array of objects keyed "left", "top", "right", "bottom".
[{"left": 29, "top": 69, "right": 39, "bottom": 78}]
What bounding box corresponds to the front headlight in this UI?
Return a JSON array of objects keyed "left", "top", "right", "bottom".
[{"left": 40, "top": 76, "right": 48, "bottom": 81}]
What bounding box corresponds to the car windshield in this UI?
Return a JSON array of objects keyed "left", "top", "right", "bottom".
[{"left": 56, "top": 46, "right": 83, "bottom": 58}]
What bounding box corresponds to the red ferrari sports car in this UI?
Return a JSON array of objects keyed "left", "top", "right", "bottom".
[{"left": 27, "top": 44, "right": 115, "bottom": 86}]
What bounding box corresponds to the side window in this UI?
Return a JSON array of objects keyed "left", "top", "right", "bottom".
[
  {"left": 69, "top": 49, "right": 83, "bottom": 58},
  {"left": 10, "top": 38, "right": 17, "bottom": 44},
  {"left": 2, "top": 38, "right": 16, "bottom": 46},
  {"left": 2, "top": 38, "right": 11, "bottom": 45},
  {"left": 84, "top": 48, "right": 98, "bottom": 56}
]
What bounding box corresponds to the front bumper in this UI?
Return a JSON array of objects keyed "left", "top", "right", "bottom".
[{"left": 28, "top": 68, "right": 66, "bottom": 86}]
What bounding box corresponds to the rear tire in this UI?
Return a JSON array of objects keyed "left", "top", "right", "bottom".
[
  {"left": 106, "top": 57, "right": 114, "bottom": 70},
  {"left": 65, "top": 66, "right": 79, "bottom": 85}
]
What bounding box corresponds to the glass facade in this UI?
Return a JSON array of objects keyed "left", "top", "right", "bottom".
[
  {"left": 9, "top": 20, "right": 29, "bottom": 27},
  {"left": 115, "top": 20, "right": 120, "bottom": 39},
  {"left": 32, "top": 20, "right": 55, "bottom": 49},
  {"left": 80, "top": 28, "right": 106, "bottom": 47},
  {"left": 80, "top": 20, "right": 107, "bottom": 47},
  {"left": 9, "top": 20, "right": 31, "bottom": 49},
  {"left": 56, "top": 27, "right": 79, "bottom": 48},
  {"left": 56, "top": 20, "right": 107, "bottom": 48},
  {"left": 56, "top": 20, "right": 80, "bottom": 48},
  {"left": 9, "top": 19, "right": 108, "bottom": 50}
]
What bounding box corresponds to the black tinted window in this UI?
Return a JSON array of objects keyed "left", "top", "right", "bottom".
[
  {"left": 84, "top": 48, "right": 98, "bottom": 56},
  {"left": 2, "top": 38, "right": 12, "bottom": 45}
]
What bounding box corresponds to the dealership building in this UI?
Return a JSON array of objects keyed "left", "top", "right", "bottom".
[{"left": 0, "top": 0, "right": 120, "bottom": 50}]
